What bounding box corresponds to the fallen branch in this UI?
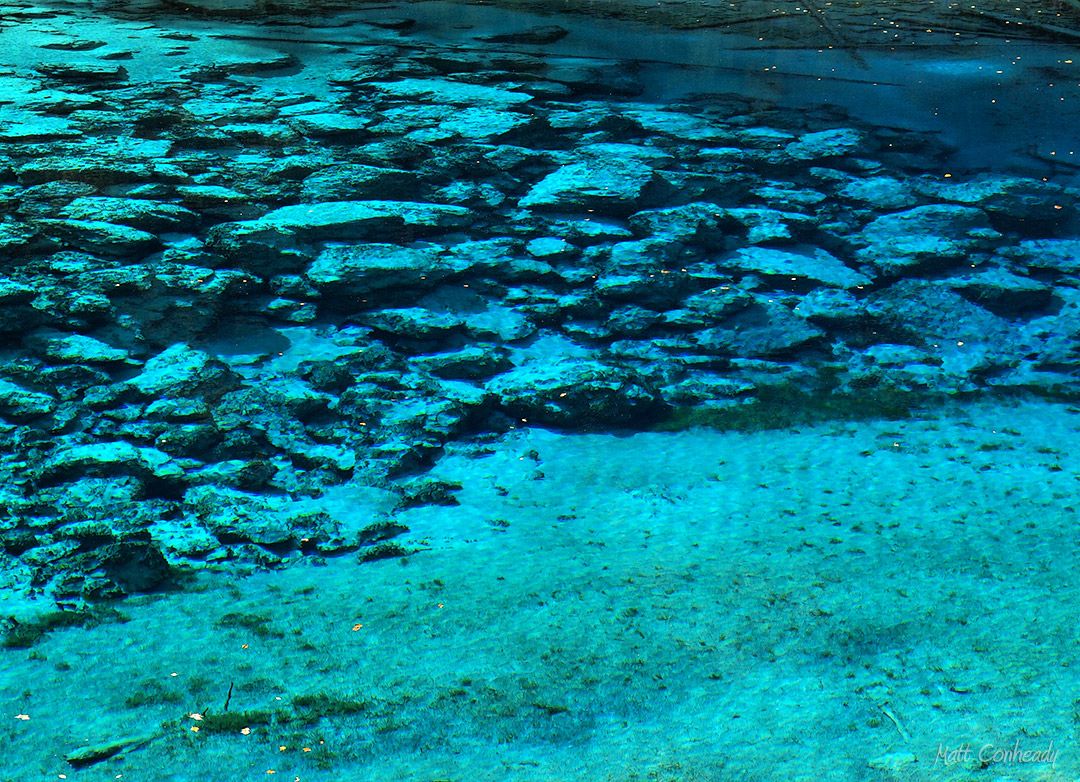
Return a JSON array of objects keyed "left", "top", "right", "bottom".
[
  {"left": 879, "top": 702, "right": 912, "bottom": 743},
  {"left": 65, "top": 732, "right": 161, "bottom": 767}
]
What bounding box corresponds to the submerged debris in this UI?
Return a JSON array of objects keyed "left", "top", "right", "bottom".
[{"left": 65, "top": 732, "right": 160, "bottom": 767}]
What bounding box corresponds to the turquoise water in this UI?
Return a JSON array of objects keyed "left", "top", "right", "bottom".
[{"left": 1, "top": 1, "right": 1079, "bottom": 779}]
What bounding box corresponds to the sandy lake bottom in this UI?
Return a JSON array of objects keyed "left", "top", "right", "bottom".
[{"left": 3, "top": 396, "right": 1079, "bottom": 782}]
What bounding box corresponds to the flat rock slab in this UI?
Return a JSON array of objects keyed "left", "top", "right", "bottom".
[
  {"left": 36, "top": 219, "right": 161, "bottom": 258},
  {"left": 0, "top": 116, "right": 82, "bottom": 142},
  {"left": 476, "top": 24, "right": 569, "bottom": 45},
  {"left": 37, "top": 442, "right": 184, "bottom": 484},
  {"left": 784, "top": 128, "right": 864, "bottom": 161},
  {"left": 695, "top": 300, "right": 824, "bottom": 357},
  {"left": 299, "top": 165, "right": 419, "bottom": 202},
  {"left": 127, "top": 344, "right": 240, "bottom": 399},
  {"left": 182, "top": 51, "right": 299, "bottom": 78},
  {"left": 289, "top": 113, "right": 371, "bottom": 137},
  {"left": 1001, "top": 239, "right": 1080, "bottom": 273},
  {"left": 0, "top": 378, "right": 55, "bottom": 419},
  {"left": 488, "top": 358, "right": 662, "bottom": 426},
  {"left": 60, "top": 197, "right": 200, "bottom": 233},
  {"left": 520, "top": 157, "right": 663, "bottom": 215},
  {"left": 16, "top": 158, "right": 177, "bottom": 186},
  {"left": 307, "top": 243, "right": 466, "bottom": 296},
  {"left": 216, "top": 201, "right": 473, "bottom": 245},
  {"left": 35, "top": 62, "right": 127, "bottom": 82},
  {"left": 28, "top": 333, "right": 132, "bottom": 363},
  {"left": 855, "top": 204, "right": 999, "bottom": 274},
  {"left": 942, "top": 267, "right": 1053, "bottom": 314},
  {"left": 365, "top": 78, "right": 535, "bottom": 106},
  {"left": 865, "top": 278, "right": 1019, "bottom": 348},
  {"left": 438, "top": 106, "right": 534, "bottom": 140},
  {"left": 718, "top": 246, "right": 872, "bottom": 289}
]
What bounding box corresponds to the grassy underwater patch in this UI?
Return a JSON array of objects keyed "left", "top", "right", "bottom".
[
  {"left": 2, "top": 607, "right": 128, "bottom": 649},
  {"left": 291, "top": 692, "right": 370, "bottom": 724},
  {"left": 213, "top": 612, "right": 285, "bottom": 638},
  {"left": 197, "top": 709, "right": 275, "bottom": 733},
  {"left": 651, "top": 387, "right": 927, "bottom": 433},
  {"left": 124, "top": 679, "right": 185, "bottom": 708}
]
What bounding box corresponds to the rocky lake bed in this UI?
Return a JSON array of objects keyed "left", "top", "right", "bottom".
[{"left": 2, "top": 0, "right": 1080, "bottom": 778}]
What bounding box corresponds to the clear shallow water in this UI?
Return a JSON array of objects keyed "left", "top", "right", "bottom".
[
  {"left": 296, "top": 0, "right": 1080, "bottom": 176},
  {"left": 2, "top": 1, "right": 1080, "bottom": 779}
]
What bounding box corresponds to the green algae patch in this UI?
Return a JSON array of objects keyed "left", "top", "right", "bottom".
[
  {"left": 65, "top": 732, "right": 160, "bottom": 767},
  {"left": 214, "top": 612, "right": 284, "bottom": 638},
  {"left": 124, "top": 679, "right": 185, "bottom": 708},
  {"left": 2, "top": 607, "right": 127, "bottom": 649},
  {"left": 651, "top": 387, "right": 922, "bottom": 433},
  {"left": 198, "top": 709, "right": 275, "bottom": 733},
  {"left": 291, "top": 692, "right": 370, "bottom": 724}
]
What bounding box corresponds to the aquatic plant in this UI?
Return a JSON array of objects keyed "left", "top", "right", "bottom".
[
  {"left": 124, "top": 679, "right": 184, "bottom": 708},
  {"left": 214, "top": 612, "right": 284, "bottom": 638},
  {"left": 358, "top": 542, "right": 411, "bottom": 563},
  {"left": 291, "top": 692, "right": 369, "bottom": 725},
  {"left": 1, "top": 608, "right": 126, "bottom": 649},
  {"left": 197, "top": 709, "right": 275, "bottom": 733},
  {"left": 651, "top": 386, "right": 922, "bottom": 433}
]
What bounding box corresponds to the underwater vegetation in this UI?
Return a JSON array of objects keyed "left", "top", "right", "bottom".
[
  {"left": 214, "top": 611, "right": 285, "bottom": 638},
  {"left": 1, "top": 607, "right": 127, "bottom": 649}
]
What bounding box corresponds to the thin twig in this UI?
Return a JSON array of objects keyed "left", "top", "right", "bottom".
[{"left": 879, "top": 702, "right": 912, "bottom": 743}]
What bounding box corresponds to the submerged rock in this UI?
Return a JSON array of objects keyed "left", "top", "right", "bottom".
[
  {"left": 1000, "top": 239, "right": 1080, "bottom": 274},
  {"left": 521, "top": 153, "right": 668, "bottom": 215},
  {"left": 307, "top": 243, "right": 466, "bottom": 297},
  {"left": 289, "top": 113, "right": 371, "bottom": 138},
  {"left": 37, "top": 441, "right": 185, "bottom": 485},
  {"left": 940, "top": 267, "right": 1053, "bottom": 315},
  {"left": 0, "top": 378, "right": 56, "bottom": 420},
  {"left": 855, "top": 204, "right": 998, "bottom": 274},
  {"left": 59, "top": 197, "right": 200, "bottom": 233},
  {"left": 593, "top": 270, "right": 699, "bottom": 310},
  {"left": 629, "top": 203, "right": 812, "bottom": 248},
  {"left": 409, "top": 346, "right": 512, "bottom": 379},
  {"left": 16, "top": 157, "right": 184, "bottom": 186},
  {"left": 488, "top": 358, "right": 662, "bottom": 426},
  {"left": 183, "top": 51, "right": 298, "bottom": 79},
  {"left": 784, "top": 128, "right": 865, "bottom": 161},
  {"left": 365, "top": 77, "right": 534, "bottom": 107},
  {"left": 36, "top": 62, "right": 127, "bottom": 82},
  {"left": 836, "top": 175, "right": 919, "bottom": 210},
  {"left": 298, "top": 164, "right": 419, "bottom": 202},
  {"left": 916, "top": 174, "right": 1075, "bottom": 232},
  {"left": 795, "top": 288, "right": 866, "bottom": 326},
  {"left": 694, "top": 300, "right": 824, "bottom": 357},
  {"left": 864, "top": 279, "right": 1019, "bottom": 350},
  {"left": 360, "top": 307, "right": 462, "bottom": 339},
  {"left": 210, "top": 201, "right": 473, "bottom": 247},
  {"left": 438, "top": 107, "right": 534, "bottom": 141},
  {"left": 27, "top": 332, "right": 132, "bottom": 364},
  {"left": 838, "top": 342, "right": 965, "bottom": 395},
  {"left": 127, "top": 344, "right": 240, "bottom": 400},
  {"left": 717, "top": 246, "right": 872, "bottom": 289},
  {"left": 36, "top": 219, "right": 161, "bottom": 258},
  {"left": 477, "top": 25, "right": 569, "bottom": 45}
]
